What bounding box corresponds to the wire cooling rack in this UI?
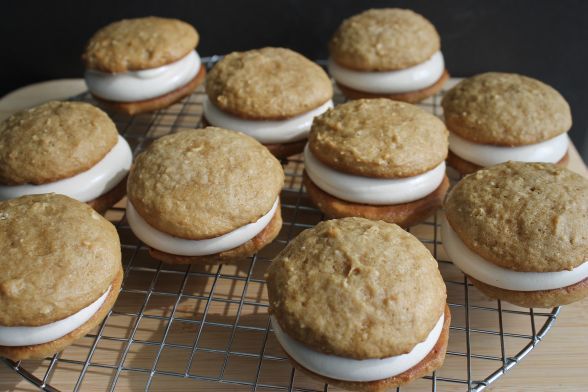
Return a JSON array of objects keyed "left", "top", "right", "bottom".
[{"left": 1, "top": 58, "right": 560, "bottom": 392}]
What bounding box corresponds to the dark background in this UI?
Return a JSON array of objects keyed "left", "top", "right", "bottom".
[{"left": 2, "top": 0, "right": 587, "bottom": 159}]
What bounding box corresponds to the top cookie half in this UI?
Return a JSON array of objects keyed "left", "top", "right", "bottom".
[
  {"left": 445, "top": 162, "right": 588, "bottom": 272},
  {"left": 0, "top": 101, "right": 118, "bottom": 185},
  {"left": 83, "top": 16, "right": 199, "bottom": 73},
  {"left": 206, "top": 47, "right": 333, "bottom": 119},
  {"left": 442, "top": 72, "right": 572, "bottom": 146},
  {"left": 308, "top": 99, "right": 448, "bottom": 178},
  {"left": 329, "top": 8, "right": 441, "bottom": 71}
]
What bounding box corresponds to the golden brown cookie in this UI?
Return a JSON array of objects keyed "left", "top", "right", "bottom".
[
  {"left": 309, "top": 99, "right": 448, "bottom": 178},
  {"left": 304, "top": 172, "right": 449, "bottom": 227},
  {"left": 442, "top": 73, "right": 572, "bottom": 146},
  {"left": 0, "top": 101, "right": 117, "bottom": 185},
  {"left": 206, "top": 47, "right": 333, "bottom": 119},
  {"left": 83, "top": 16, "right": 199, "bottom": 72},
  {"left": 290, "top": 305, "right": 451, "bottom": 392},
  {"left": 92, "top": 65, "right": 206, "bottom": 116},
  {"left": 336, "top": 69, "right": 449, "bottom": 104},
  {"left": 330, "top": 8, "right": 440, "bottom": 71},
  {"left": 0, "top": 194, "right": 121, "bottom": 327},
  {"left": 445, "top": 162, "right": 588, "bottom": 272},
  {"left": 447, "top": 149, "right": 570, "bottom": 176},
  {"left": 127, "top": 127, "right": 284, "bottom": 239},
  {"left": 0, "top": 268, "right": 122, "bottom": 361},
  {"left": 267, "top": 218, "right": 446, "bottom": 359},
  {"left": 86, "top": 175, "right": 128, "bottom": 214},
  {"left": 469, "top": 276, "right": 588, "bottom": 309},
  {"left": 149, "top": 205, "right": 282, "bottom": 264}
]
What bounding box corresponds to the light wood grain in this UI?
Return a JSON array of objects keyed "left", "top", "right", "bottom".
[{"left": 0, "top": 80, "right": 587, "bottom": 392}]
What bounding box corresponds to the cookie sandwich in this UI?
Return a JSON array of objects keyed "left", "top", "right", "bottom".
[
  {"left": 442, "top": 72, "right": 571, "bottom": 175},
  {"left": 442, "top": 162, "right": 588, "bottom": 308},
  {"left": 304, "top": 99, "right": 449, "bottom": 227},
  {"left": 203, "top": 47, "right": 333, "bottom": 158},
  {"left": 267, "top": 218, "right": 450, "bottom": 390},
  {"left": 0, "top": 101, "right": 132, "bottom": 213},
  {"left": 126, "top": 127, "right": 284, "bottom": 264},
  {"left": 329, "top": 8, "right": 449, "bottom": 103},
  {"left": 83, "top": 16, "right": 205, "bottom": 115},
  {"left": 0, "top": 194, "right": 122, "bottom": 360}
]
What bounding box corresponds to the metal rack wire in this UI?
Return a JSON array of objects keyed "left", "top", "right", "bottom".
[{"left": 1, "top": 57, "right": 560, "bottom": 392}]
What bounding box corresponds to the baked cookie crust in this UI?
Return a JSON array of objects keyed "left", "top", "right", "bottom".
[
  {"left": 329, "top": 8, "right": 440, "bottom": 71},
  {"left": 267, "top": 217, "right": 446, "bottom": 359},
  {"left": 0, "top": 101, "right": 117, "bottom": 185},
  {"left": 206, "top": 47, "right": 332, "bottom": 119},
  {"left": 303, "top": 172, "right": 449, "bottom": 228},
  {"left": 308, "top": 99, "right": 448, "bottom": 178},
  {"left": 445, "top": 162, "right": 588, "bottom": 272},
  {"left": 83, "top": 16, "right": 198, "bottom": 73},
  {"left": 127, "top": 127, "right": 284, "bottom": 240},
  {"left": 149, "top": 205, "right": 282, "bottom": 264},
  {"left": 469, "top": 276, "right": 588, "bottom": 308},
  {"left": 442, "top": 72, "right": 572, "bottom": 146},
  {"left": 0, "top": 194, "right": 121, "bottom": 326}
]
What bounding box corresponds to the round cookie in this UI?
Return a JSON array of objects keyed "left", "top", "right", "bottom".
[
  {"left": 443, "top": 161, "right": 588, "bottom": 308},
  {"left": 0, "top": 194, "right": 122, "bottom": 360},
  {"left": 127, "top": 127, "right": 284, "bottom": 263},
  {"left": 267, "top": 217, "right": 449, "bottom": 388},
  {"left": 442, "top": 73, "right": 572, "bottom": 175},
  {"left": 83, "top": 16, "right": 205, "bottom": 115},
  {"left": 329, "top": 8, "right": 448, "bottom": 102},
  {"left": 304, "top": 99, "right": 449, "bottom": 226},
  {"left": 203, "top": 47, "right": 333, "bottom": 158},
  {"left": 0, "top": 101, "right": 131, "bottom": 213}
]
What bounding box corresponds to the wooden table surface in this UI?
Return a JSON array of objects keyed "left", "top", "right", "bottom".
[{"left": 0, "top": 80, "right": 586, "bottom": 392}]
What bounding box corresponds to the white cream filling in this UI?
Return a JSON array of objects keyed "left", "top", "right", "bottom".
[
  {"left": 304, "top": 146, "right": 445, "bottom": 205},
  {"left": 271, "top": 314, "right": 444, "bottom": 382},
  {"left": 449, "top": 132, "right": 569, "bottom": 167},
  {"left": 441, "top": 217, "right": 588, "bottom": 291},
  {"left": 85, "top": 50, "right": 201, "bottom": 102},
  {"left": 126, "top": 198, "right": 279, "bottom": 256},
  {"left": 328, "top": 51, "right": 445, "bottom": 94},
  {"left": 203, "top": 98, "right": 334, "bottom": 144},
  {"left": 0, "top": 135, "right": 132, "bottom": 202},
  {"left": 0, "top": 286, "right": 111, "bottom": 346}
]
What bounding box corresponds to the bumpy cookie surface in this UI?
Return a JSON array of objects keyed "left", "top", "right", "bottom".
[
  {"left": 329, "top": 8, "right": 440, "bottom": 71},
  {"left": 267, "top": 217, "right": 446, "bottom": 359},
  {"left": 0, "top": 194, "right": 121, "bottom": 326},
  {"left": 309, "top": 99, "right": 448, "bottom": 178},
  {"left": 0, "top": 101, "right": 118, "bottom": 185},
  {"left": 127, "top": 127, "right": 284, "bottom": 239},
  {"left": 445, "top": 162, "right": 588, "bottom": 272},
  {"left": 442, "top": 73, "right": 571, "bottom": 146},
  {"left": 206, "top": 47, "right": 333, "bottom": 119},
  {"left": 83, "top": 16, "right": 198, "bottom": 72}
]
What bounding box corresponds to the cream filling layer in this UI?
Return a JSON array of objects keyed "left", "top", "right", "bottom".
[
  {"left": 328, "top": 51, "right": 445, "bottom": 94},
  {"left": 0, "top": 135, "right": 132, "bottom": 202},
  {"left": 271, "top": 314, "right": 444, "bottom": 382},
  {"left": 0, "top": 286, "right": 111, "bottom": 346},
  {"left": 441, "top": 217, "right": 588, "bottom": 291},
  {"left": 126, "top": 198, "right": 279, "bottom": 256},
  {"left": 203, "top": 98, "right": 334, "bottom": 144},
  {"left": 448, "top": 132, "right": 569, "bottom": 167},
  {"left": 85, "top": 50, "right": 201, "bottom": 102},
  {"left": 304, "top": 146, "right": 446, "bottom": 205}
]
